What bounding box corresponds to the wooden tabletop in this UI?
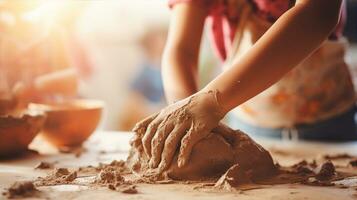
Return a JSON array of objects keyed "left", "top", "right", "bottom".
[{"left": 1, "top": 131, "right": 357, "bottom": 200}]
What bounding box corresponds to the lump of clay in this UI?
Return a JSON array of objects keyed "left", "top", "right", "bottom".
[
  {"left": 5, "top": 181, "right": 39, "bottom": 198},
  {"left": 127, "top": 123, "right": 276, "bottom": 182}
]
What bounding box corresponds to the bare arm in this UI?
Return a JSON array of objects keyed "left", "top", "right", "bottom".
[
  {"left": 161, "top": 2, "right": 207, "bottom": 103},
  {"left": 136, "top": 0, "right": 343, "bottom": 170},
  {"left": 202, "top": 0, "right": 343, "bottom": 113}
]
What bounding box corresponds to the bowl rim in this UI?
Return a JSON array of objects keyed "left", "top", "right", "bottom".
[{"left": 29, "top": 99, "right": 104, "bottom": 112}]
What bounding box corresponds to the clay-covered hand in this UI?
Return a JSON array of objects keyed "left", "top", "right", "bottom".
[{"left": 133, "top": 91, "right": 226, "bottom": 172}]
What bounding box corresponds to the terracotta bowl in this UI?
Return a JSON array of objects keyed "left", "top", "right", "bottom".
[
  {"left": 30, "top": 99, "right": 103, "bottom": 147},
  {"left": 0, "top": 109, "right": 46, "bottom": 158}
]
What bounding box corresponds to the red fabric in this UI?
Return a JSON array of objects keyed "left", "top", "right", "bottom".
[{"left": 168, "top": 0, "right": 347, "bottom": 61}]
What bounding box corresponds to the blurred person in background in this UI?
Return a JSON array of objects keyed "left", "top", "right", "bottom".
[
  {"left": 118, "top": 25, "right": 167, "bottom": 131},
  {"left": 0, "top": 0, "right": 92, "bottom": 112}
]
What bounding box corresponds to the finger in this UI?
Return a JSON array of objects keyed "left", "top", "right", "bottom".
[
  {"left": 132, "top": 113, "right": 159, "bottom": 134},
  {"left": 142, "top": 119, "right": 162, "bottom": 158},
  {"left": 158, "top": 124, "right": 188, "bottom": 172},
  {"left": 149, "top": 120, "right": 174, "bottom": 168},
  {"left": 178, "top": 127, "right": 209, "bottom": 168}
]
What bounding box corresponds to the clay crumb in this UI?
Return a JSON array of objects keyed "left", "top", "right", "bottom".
[
  {"left": 4, "top": 181, "right": 39, "bottom": 198},
  {"left": 292, "top": 160, "right": 314, "bottom": 175},
  {"left": 108, "top": 184, "right": 116, "bottom": 190},
  {"left": 35, "top": 162, "right": 54, "bottom": 169},
  {"left": 64, "top": 171, "right": 77, "bottom": 182},
  {"left": 35, "top": 168, "right": 78, "bottom": 186},
  {"left": 292, "top": 160, "right": 308, "bottom": 168},
  {"left": 316, "top": 161, "right": 335, "bottom": 181},
  {"left": 55, "top": 168, "right": 70, "bottom": 177},
  {"left": 94, "top": 161, "right": 128, "bottom": 186},
  {"left": 296, "top": 165, "right": 313, "bottom": 175},
  {"left": 120, "top": 185, "right": 138, "bottom": 194}
]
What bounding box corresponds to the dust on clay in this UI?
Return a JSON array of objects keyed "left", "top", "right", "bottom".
[
  {"left": 35, "top": 167, "right": 78, "bottom": 186},
  {"left": 30, "top": 160, "right": 137, "bottom": 195}
]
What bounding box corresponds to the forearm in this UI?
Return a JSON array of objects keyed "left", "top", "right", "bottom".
[
  {"left": 203, "top": 0, "right": 342, "bottom": 113},
  {"left": 34, "top": 68, "right": 78, "bottom": 96},
  {"left": 162, "top": 50, "right": 198, "bottom": 103},
  {"left": 14, "top": 68, "right": 78, "bottom": 102},
  {"left": 161, "top": 2, "right": 206, "bottom": 104}
]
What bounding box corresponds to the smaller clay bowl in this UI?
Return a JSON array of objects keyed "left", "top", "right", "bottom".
[
  {"left": 30, "top": 99, "right": 103, "bottom": 147},
  {"left": 0, "top": 109, "right": 46, "bottom": 158}
]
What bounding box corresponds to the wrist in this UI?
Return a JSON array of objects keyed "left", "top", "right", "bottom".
[
  {"left": 194, "top": 90, "right": 228, "bottom": 118},
  {"left": 199, "top": 88, "right": 231, "bottom": 115}
]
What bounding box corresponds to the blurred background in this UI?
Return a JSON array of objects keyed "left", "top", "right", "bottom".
[{"left": 0, "top": 0, "right": 356, "bottom": 131}]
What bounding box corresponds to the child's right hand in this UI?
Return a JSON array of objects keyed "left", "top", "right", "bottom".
[{"left": 133, "top": 90, "right": 226, "bottom": 172}]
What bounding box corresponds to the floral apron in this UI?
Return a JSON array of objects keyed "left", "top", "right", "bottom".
[{"left": 224, "top": 1, "right": 356, "bottom": 129}]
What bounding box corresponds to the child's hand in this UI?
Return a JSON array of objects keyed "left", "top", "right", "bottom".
[
  {"left": 34, "top": 68, "right": 78, "bottom": 96},
  {"left": 133, "top": 91, "right": 226, "bottom": 172}
]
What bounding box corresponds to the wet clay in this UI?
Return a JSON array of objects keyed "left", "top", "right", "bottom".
[
  {"left": 3, "top": 181, "right": 41, "bottom": 199},
  {"left": 127, "top": 123, "right": 277, "bottom": 182}
]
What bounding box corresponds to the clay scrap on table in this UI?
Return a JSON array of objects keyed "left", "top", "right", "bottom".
[{"left": 2, "top": 181, "right": 42, "bottom": 199}]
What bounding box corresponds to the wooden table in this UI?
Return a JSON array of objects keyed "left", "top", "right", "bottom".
[{"left": 1, "top": 131, "right": 357, "bottom": 200}]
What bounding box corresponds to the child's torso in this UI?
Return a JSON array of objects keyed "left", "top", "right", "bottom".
[{"left": 223, "top": 0, "right": 355, "bottom": 128}]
